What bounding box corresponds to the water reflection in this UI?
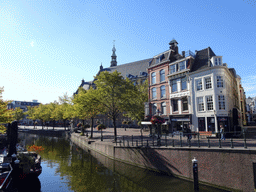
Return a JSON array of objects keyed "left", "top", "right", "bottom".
[{"left": 18, "top": 132, "right": 229, "bottom": 192}]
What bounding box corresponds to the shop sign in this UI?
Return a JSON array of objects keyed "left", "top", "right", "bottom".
[{"left": 172, "top": 118, "right": 190, "bottom": 122}]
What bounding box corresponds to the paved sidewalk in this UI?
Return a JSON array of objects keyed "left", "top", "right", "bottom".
[{"left": 19, "top": 126, "right": 256, "bottom": 149}]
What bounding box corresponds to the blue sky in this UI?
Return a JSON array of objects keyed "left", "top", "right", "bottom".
[{"left": 0, "top": 0, "right": 256, "bottom": 104}]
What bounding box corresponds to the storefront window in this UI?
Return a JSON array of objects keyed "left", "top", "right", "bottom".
[{"left": 198, "top": 117, "right": 206, "bottom": 131}]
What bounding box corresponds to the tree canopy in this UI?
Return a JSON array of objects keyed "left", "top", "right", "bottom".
[
  {"left": 93, "top": 71, "right": 138, "bottom": 142},
  {"left": 0, "top": 87, "right": 13, "bottom": 133}
]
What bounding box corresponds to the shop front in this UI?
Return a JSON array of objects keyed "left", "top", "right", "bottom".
[{"left": 169, "top": 115, "right": 191, "bottom": 132}]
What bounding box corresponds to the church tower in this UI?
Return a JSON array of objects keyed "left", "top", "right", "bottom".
[{"left": 110, "top": 41, "right": 117, "bottom": 67}]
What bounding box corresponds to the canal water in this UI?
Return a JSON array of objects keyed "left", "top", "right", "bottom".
[{"left": 18, "top": 132, "right": 230, "bottom": 192}]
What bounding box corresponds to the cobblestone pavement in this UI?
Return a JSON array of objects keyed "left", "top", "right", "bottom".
[{"left": 19, "top": 126, "right": 256, "bottom": 150}]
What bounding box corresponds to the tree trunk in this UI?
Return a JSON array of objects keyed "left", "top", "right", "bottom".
[
  {"left": 91, "top": 117, "right": 94, "bottom": 138},
  {"left": 53, "top": 121, "right": 55, "bottom": 130},
  {"left": 64, "top": 120, "right": 66, "bottom": 130},
  {"left": 113, "top": 116, "right": 117, "bottom": 142}
]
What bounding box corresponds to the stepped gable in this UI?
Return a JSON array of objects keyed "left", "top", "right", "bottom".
[{"left": 191, "top": 47, "right": 216, "bottom": 72}]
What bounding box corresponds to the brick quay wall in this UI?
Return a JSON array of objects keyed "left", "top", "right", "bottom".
[{"left": 71, "top": 133, "right": 256, "bottom": 192}]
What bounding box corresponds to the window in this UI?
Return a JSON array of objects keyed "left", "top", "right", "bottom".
[
  {"left": 173, "top": 99, "right": 178, "bottom": 112},
  {"left": 171, "top": 79, "right": 177, "bottom": 92},
  {"left": 161, "top": 102, "right": 166, "bottom": 115},
  {"left": 155, "top": 57, "right": 160, "bottom": 64},
  {"left": 198, "top": 97, "right": 204, "bottom": 111},
  {"left": 217, "top": 76, "right": 223, "bottom": 88},
  {"left": 179, "top": 61, "right": 186, "bottom": 71},
  {"left": 160, "top": 69, "right": 165, "bottom": 82},
  {"left": 218, "top": 95, "right": 225, "bottom": 110},
  {"left": 206, "top": 96, "right": 213, "bottom": 110},
  {"left": 151, "top": 72, "right": 156, "bottom": 84},
  {"left": 214, "top": 57, "right": 222, "bottom": 65},
  {"left": 170, "top": 65, "right": 176, "bottom": 74},
  {"left": 160, "top": 86, "right": 166, "bottom": 98},
  {"left": 205, "top": 77, "right": 212, "bottom": 89},
  {"left": 182, "top": 97, "right": 188, "bottom": 111},
  {"left": 152, "top": 103, "right": 157, "bottom": 115},
  {"left": 152, "top": 88, "right": 156, "bottom": 99},
  {"left": 181, "top": 77, "right": 187, "bottom": 90},
  {"left": 196, "top": 79, "right": 202, "bottom": 91}
]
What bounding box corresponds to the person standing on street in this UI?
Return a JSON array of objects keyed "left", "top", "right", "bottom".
[{"left": 220, "top": 125, "right": 225, "bottom": 140}]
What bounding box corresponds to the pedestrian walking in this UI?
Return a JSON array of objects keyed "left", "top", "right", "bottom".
[{"left": 220, "top": 125, "right": 225, "bottom": 140}]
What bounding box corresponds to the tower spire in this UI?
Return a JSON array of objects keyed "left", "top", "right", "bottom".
[{"left": 110, "top": 40, "right": 117, "bottom": 67}]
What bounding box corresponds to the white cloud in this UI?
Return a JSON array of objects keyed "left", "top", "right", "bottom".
[{"left": 30, "top": 41, "right": 34, "bottom": 47}]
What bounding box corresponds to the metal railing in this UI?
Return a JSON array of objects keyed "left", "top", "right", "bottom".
[{"left": 114, "top": 131, "right": 253, "bottom": 149}]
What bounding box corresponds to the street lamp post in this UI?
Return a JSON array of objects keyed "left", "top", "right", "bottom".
[{"left": 157, "top": 109, "right": 162, "bottom": 146}]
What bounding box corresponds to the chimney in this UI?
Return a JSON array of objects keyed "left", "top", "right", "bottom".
[{"left": 182, "top": 51, "right": 185, "bottom": 58}]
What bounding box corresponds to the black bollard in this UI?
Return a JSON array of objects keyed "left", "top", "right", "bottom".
[
  {"left": 147, "top": 140, "right": 148, "bottom": 146},
  {"left": 180, "top": 134, "right": 183, "bottom": 147},
  {"left": 132, "top": 135, "right": 133, "bottom": 146},
  {"left": 136, "top": 140, "right": 138, "bottom": 147},
  {"left": 219, "top": 138, "right": 222, "bottom": 148},
  {"left": 192, "top": 157, "right": 199, "bottom": 191},
  {"left": 101, "top": 129, "right": 103, "bottom": 141},
  {"left": 208, "top": 138, "right": 210, "bottom": 148},
  {"left": 123, "top": 136, "right": 125, "bottom": 146},
  {"left": 243, "top": 131, "right": 247, "bottom": 149},
  {"left": 231, "top": 138, "right": 234, "bottom": 148},
  {"left": 172, "top": 139, "right": 175, "bottom": 147},
  {"left": 153, "top": 136, "right": 154, "bottom": 146},
  {"left": 197, "top": 133, "right": 200, "bottom": 148},
  {"left": 165, "top": 135, "right": 167, "bottom": 147}
]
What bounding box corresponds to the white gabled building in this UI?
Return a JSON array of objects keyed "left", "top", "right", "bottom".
[{"left": 188, "top": 47, "right": 244, "bottom": 133}]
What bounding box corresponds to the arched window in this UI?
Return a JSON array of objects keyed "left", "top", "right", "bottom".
[
  {"left": 152, "top": 103, "right": 157, "bottom": 115},
  {"left": 161, "top": 102, "right": 166, "bottom": 115},
  {"left": 151, "top": 72, "right": 156, "bottom": 84},
  {"left": 160, "top": 85, "right": 166, "bottom": 98},
  {"left": 152, "top": 88, "right": 157, "bottom": 99},
  {"left": 160, "top": 69, "right": 165, "bottom": 82}
]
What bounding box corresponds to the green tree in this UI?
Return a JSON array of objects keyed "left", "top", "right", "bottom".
[
  {"left": 12, "top": 107, "right": 25, "bottom": 122},
  {"left": 25, "top": 106, "right": 37, "bottom": 129},
  {"left": 0, "top": 87, "right": 13, "bottom": 133},
  {"left": 73, "top": 87, "right": 105, "bottom": 138},
  {"left": 124, "top": 79, "right": 148, "bottom": 121},
  {"left": 94, "top": 71, "right": 138, "bottom": 142}
]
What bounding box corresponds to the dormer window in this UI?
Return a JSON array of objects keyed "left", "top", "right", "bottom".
[{"left": 214, "top": 57, "right": 222, "bottom": 66}]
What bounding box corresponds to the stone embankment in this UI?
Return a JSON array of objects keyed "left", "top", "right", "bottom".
[{"left": 70, "top": 128, "right": 256, "bottom": 192}]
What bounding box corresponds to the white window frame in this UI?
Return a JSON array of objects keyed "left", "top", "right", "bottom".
[
  {"left": 182, "top": 97, "right": 188, "bottom": 111},
  {"left": 206, "top": 95, "right": 213, "bottom": 111},
  {"left": 152, "top": 103, "right": 157, "bottom": 115},
  {"left": 196, "top": 79, "right": 202, "bottom": 91},
  {"left": 198, "top": 97, "right": 204, "bottom": 111},
  {"left": 181, "top": 77, "right": 187, "bottom": 90},
  {"left": 179, "top": 61, "right": 186, "bottom": 71},
  {"left": 205, "top": 77, "right": 212, "bottom": 89},
  {"left": 171, "top": 79, "right": 177, "bottom": 93},
  {"left": 151, "top": 72, "right": 156, "bottom": 84},
  {"left": 160, "top": 85, "right": 166, "bottom": 98},
  {"left": 160, "top": 69, "right": 165, "bottom": 82},
  {"left": 172, "top": 99, "right": 178, "bottom": 112},
  {"left": 170, "top": 65, "right": 176, "bottom": 74},
  {"left": 152, "top": 87, "right": 157, "bottom": 99},
  {"left": 161, "top": 102, "right": 166, "bottom": 115},
  {"left": 218, "top": 95, "right": 225, "bottom": 110},
  {"left": 217, "top": 76, "right": 223, "bottom": 88}
]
